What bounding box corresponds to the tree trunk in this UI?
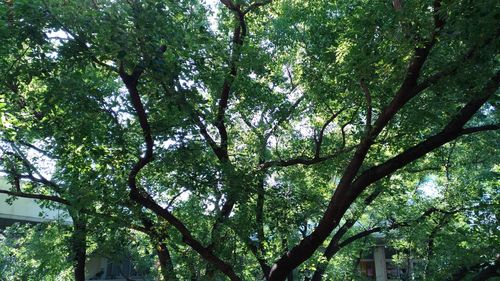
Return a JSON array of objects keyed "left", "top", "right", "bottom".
[
  {"left": 156, "top": 240, "right": 177, "bottom": 281},
  {"left": 310, "top": 188, "right": 383, "bottom": 281},
  {"left": 70, "top": 213, "right": 87, "bottom": 281}
]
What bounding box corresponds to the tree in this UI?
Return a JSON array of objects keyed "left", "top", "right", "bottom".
[
  {"left": 0, "top": 221, "right": 74, "bottom": 280},
  {"left": 0, "top": 0, "right": 498, "bottom": 280}
]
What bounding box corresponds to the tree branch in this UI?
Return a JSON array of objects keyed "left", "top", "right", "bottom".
[
  {"left": 265, "top": 94, "right": 304, "bottom": 140},
  {"left": 336, "top": 206, "right": 461, "bottom": 252},
  {"left": 310, "top": 187, "right": 383, "bottom": 281},
  {"left": 260, "top": 145, "right": 356, "bottom": 169},
  {"left": 415, "top": 28, "right": 500, "bottom": 94},
  {"left": 194, "top": 116, "right": 227, "bottom": 161},
  {"left": 350, "top": 71, "right": 499, "bottom": 200},
  {"left": 460, "top": 124, "right": 499, "bottom": 135},
  {"left": 268, "top": 4, "right": 452, "bottom": 278},
  {"left": 0, "top": 189, "right": 70, "bottom": 205},
  {"left": 120, "top": 57, "right": 241, "bottom": 280},
  {"left": 243, "top": 0, "right": 272, "bottom": 15},
  {"left": 315, "top": 107, "right": 347, "bottom": 158},
  {"left": 130, "top": 190, "right": 242, "bottom": 280},
  {"left": 214, "top": 1, "right": 247, "bottom": 162},
  {"left": 3, "top": 147, "right": 60, "bottom": 193},
  {"left": 42, "top": 2, "right": 118, "bottom": 73}
]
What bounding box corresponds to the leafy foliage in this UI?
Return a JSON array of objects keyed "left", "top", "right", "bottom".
[{"left": 0, "top": 0, "right": 498, "bottom": 280}]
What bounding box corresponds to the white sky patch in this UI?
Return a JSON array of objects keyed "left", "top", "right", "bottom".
[
  {"left": 203, "top": 195, "right": 218, "bottom": 214},
  {"left": 46, "top": 29, "right": 72, "bottom": 41},
  {"left": 248, "top": 72, "right": 257, "bottom": 80},
  {"left": 203, "top": 0, "right": 219, "bottom": 32},
  {"left": 26, "top": 144, "right": 56, "bottom": 181},
  {"left": 179, "top": 78, "right": 195, "bottom": 89},
  {"left": 0, "top": 141, "right": 56, "bottom": 181},
  {"left": 267, "top": 134, "right": 278, "bottom": 147},
  {"left": 177, "top": 190, "right": 191, "bottom": 202},
  {"left": 418, "top": 175, "right": 441, "bottom": 199},
  {"left": 45, "top": 29, "right": 72, "bottom": 59},
  {"left": 157, "top": 139, "right": 177, "bottom": 150},
  {"left": 158, "top": 189, "right": 192, "bottom": 211},
  {"left": 260, "top": 38, "right": 275, "bottom": 53},
  {"left": 197, "top": 84, "right": 210, "bottom": 100},
  {"left": 104, "top": 86, "right": 135, "bottom": 126},
  {"left": 286, "top": 86, "right": 302, "bottom": 103},
  {"left": 293, "top": 117, "right": 314, "bottom": 138},
  {"left": 266, "top": 173, "right": 278, "bottom": 187}
]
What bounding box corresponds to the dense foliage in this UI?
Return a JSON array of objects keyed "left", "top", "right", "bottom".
[{"left": 0, "top": 0, "right": 498, "bottom": 280}]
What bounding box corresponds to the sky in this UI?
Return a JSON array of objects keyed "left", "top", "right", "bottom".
[{"left": 204, "top": 0, "right": 220, "bottom": 32}]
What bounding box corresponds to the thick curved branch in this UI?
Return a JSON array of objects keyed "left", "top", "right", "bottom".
[
  {"left": 214, "top": 0, "right": 272, "bottom": 161},
  {"left": 121, "top": 63, "right": 241, "bottom": 280},
  {"left": 268, "top": 4, "right": 453, "bottom": 278},
  {"left": 119, "top": 69, "right": 154, "bottom": 195},
  {"left": 205, "top": 1, "right": 273, "bottom": 260},
  {"left": 130, "top": 191, "right": 241, "bottom": 281},
  {"left": 351, "top": 72, "right": 500, "bottom": 195},
  {"left": 310, "top": 187, "right": 383, "bottom": 281},
  {"left": 214, "top": 1, "right": 246, "bottom": 161},
  {"left": 336, "top": 0, "right": 446, "bottom": 189}
]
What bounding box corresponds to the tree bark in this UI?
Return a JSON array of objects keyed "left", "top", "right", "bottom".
[
  {"left": 70, "top": 213, "right": 87, "bottom": 281},
  {"left": 140, "top": 216, "right": 177, "bottom": 281},
  {"left": 267, "top": 15, "right": 444, "bottom": 278},
  {"left": 311, "top": 188, "right": 382, "bottom": 281},
  {"left": 156, "top": 240, "right": 177, "bottom": 281}
]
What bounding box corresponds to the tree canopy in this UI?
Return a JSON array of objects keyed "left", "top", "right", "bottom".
[{"left": 0, "top": 0, "right": 498, "bottom": 280}]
